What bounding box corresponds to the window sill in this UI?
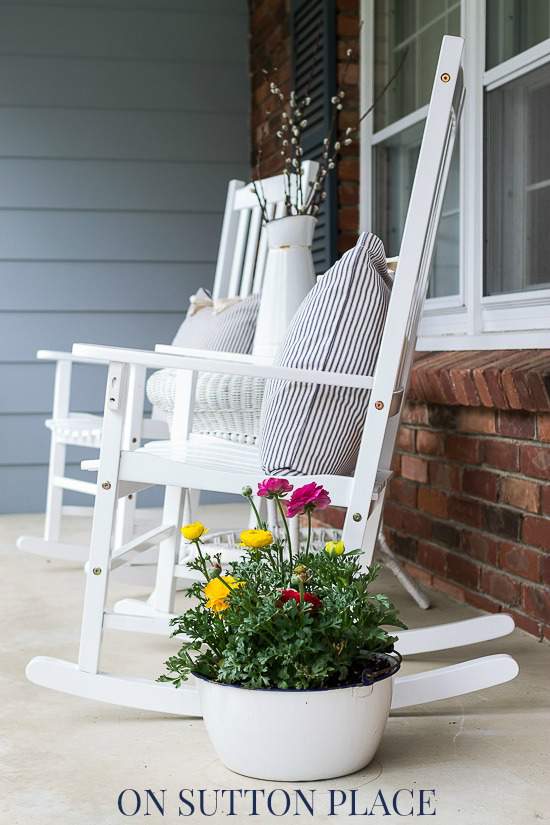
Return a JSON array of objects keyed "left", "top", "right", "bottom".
[{"left": 409, "top": 349, "right": 550, "bottom": 411}]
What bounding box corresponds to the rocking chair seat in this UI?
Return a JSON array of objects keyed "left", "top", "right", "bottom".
[{"left": 117, "top": 434, "right": 392, "bottom": 505}]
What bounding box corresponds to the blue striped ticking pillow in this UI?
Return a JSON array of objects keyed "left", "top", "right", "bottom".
[{"left": 259, "top": 232, "right": 393, "bottom": 476}]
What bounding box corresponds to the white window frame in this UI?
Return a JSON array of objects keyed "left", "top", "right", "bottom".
[{"left": 360, "top": 0, "right": 550, "bottom": 350}]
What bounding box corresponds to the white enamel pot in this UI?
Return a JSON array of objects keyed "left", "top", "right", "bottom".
[{"left": 195, "top": 652, "right": 401, "bottom": 781}]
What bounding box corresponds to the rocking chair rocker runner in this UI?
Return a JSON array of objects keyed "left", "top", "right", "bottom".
[{"left": 26, "top": 37, "right": 519, "bottom": 715}]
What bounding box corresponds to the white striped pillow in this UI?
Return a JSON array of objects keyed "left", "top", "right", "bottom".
[{"left": 259, "top": 232, "right": 392, "bottom": 476}]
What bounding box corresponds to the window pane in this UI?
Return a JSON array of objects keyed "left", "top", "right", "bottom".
[
  {"left": 486, "top": 0, "right": 550, "bottom": 69},
  {"left": 484, "top": 62, "right": 550, "bottom": 295},
  {"left": 374, "top": 120, "right": 460, "bottom": 297},
  {"left": 374, "top": 0, "right": 461, "bottom": 131}
]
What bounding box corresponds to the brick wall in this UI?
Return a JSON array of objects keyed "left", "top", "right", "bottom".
[
  {"left": 388, "top": 401, "right": 550, "bottom": 640},
  {"left": 249, "top": 0, "right": 360, "bottom": 253}
]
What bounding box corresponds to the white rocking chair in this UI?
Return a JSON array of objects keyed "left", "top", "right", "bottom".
[
  {"left": 16, "top": 164, "right": 317, "bottom": 566},
  {"left": 26, "top": 37, "right": 519, "bottom": 715}
]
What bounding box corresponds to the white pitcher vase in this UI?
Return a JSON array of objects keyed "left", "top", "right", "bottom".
[{"left": 252, "top": 214, "right": 317, "bottom": 360}]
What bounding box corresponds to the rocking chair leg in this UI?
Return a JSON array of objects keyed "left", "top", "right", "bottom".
[
  {"left": 378, "top": 530, "right": 431, "bottom": 610},
  {"left": 44, "top": 359, "right": 72, "bottom": 542},
  {"left": 147, "top": 485, "right": 185, "bottom": 614},
  {"left": 78, "top": 363, "right": 127, "bottom": 674}
]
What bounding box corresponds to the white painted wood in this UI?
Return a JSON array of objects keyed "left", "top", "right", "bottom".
[
  {"left": 73, "top": 344, "right": 375, "bottom": 390},
  {"left": 396, "top": 614, "right": 515, "bottom": 655},
  {"left": 78, "top": 362, "right": 127, "bottom": 674},
  {"left": 44, "top": 359, "right": 71, "bottom": 541},
  {"left": 52, "top": 476, "right": 97, "bottom": 496},
  {"left": 25, "top": 657, "right": 201, "bottom": 716},
  {"left": 147, "top": 486, "right": 185, "bottom": 613},
  {"left": 391, "top": 655, "right": 519, "bottom": 709},
  {"left": 16, "top": 536, "right": 90, "bottom": 563}
]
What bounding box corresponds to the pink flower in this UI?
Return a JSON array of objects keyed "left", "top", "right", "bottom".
[
  {"left": 257, "top": 478, "right": 294, "bottom": 498},
  {"left": 286, "top": 482, "right": 331, "bottom": 519}
]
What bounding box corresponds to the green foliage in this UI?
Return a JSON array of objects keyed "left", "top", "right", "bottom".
[{"left": 159, "top": 543, "right": 406, "bottom": 691}]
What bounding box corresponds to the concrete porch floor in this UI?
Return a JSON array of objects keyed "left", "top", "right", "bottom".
[{"left": 1, "top": 504, "right": 549, "bottom": 825}]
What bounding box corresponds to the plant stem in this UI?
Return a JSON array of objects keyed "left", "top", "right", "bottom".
[
  {"left": 304, "top": 510, "right": 312, "bottom": 560},
  {"left": 249, "top": 494, "right": 265, "bottom": 529},
  {"left": 275, "top": 496, "right": 293, "bottom": 577},
  {"left": 194, "top": 540, "right": 210, "bottom": 580}
]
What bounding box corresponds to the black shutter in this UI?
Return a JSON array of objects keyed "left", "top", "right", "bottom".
[{"left": 291, "top": 0, "right": 337, "bottom": 275}]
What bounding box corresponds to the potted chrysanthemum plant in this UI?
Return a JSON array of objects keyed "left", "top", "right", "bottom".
[{"left": 159, "top": 478, "right": 406, "bottom": 781}]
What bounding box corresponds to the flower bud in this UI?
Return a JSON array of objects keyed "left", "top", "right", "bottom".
[
  {"left": 241, "top": 485, "right": 253, "bottom": 497},
  {"left": 325, "top": 539, "right": 345, "bottom": 557}
]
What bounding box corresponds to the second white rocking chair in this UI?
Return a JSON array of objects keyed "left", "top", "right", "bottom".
[{"left": 26, "top": 37, "right": 519, "bottom": 717}]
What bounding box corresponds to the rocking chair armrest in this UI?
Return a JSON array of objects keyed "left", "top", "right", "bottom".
[
  {"left": 72, "top": 343, "right": 375, "bottom": 391},
  {"left": 154, "top": 344, "right": 272, "bottom": 366},
  {"left": 37, "top": 349, "right": 110, "bottom": 366}
]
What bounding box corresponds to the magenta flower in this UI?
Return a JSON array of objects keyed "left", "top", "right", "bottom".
[
  {"left": 286, "top": 482, "right": 331, "bottom": 519},
  {"left": 257, "top": 478, "right": 294, "bottom": 499}
]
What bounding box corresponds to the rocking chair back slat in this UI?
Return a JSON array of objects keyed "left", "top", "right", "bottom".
[
  {"left": 239, "top": 206, "right": 262, "bottom": 297},
  {"left": 342, "top": 35, "right": 465, "bottom": 547}
]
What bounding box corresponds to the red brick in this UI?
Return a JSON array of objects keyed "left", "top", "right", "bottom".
[
  {"left": 401, "top": 455, "right": 428, "bottom": 483},
  {"left": 462, "top": 468, "right": 498, "bottom": 502},
  {"left": 482, "top": 504, "right": 522, "bottom": 540},
  {"left": 520, "top": 444, "right": 550, "bottom": 480},
  {"left": 417, "top": 541, "right": 447, "bottom": 576},
  {"left": 313, "top": 506, "right": 344, "bottom": 530},
  {"left": 541, "top": 554, "right": 550, "bottom": 585},
  {"left": 338, "top": 158, "right": 359, "bottom": 181},
  {"left": 523, "top": 516, "right": 550, "bottom": 550},
  {"left": 336, "top": 13, "right": 359, "bottom": 36},
  {"left": 482, "top": 439, "right": 519, "bottom": 472},
  {"left": 449, "top": 496, "right": 482, "bottom": 528},
  {"left": 403, "top": 562, "right": 433, "bottom": 588},
  {"left": 499, "top": 477, "right": 540, "bottom": 513},
  {"left": 538, "top": 414, "right": 550, "bottom": 442},
  {"left": 396, "top": 426, "right": 415, "bottom": 452},
  {"left": 509, "top": 610, "right": 541, "bottom": 638},
  {"left": 390, "top": 452, "right": 401, "bottom": 473},
  {"left": 401, "top": 402, "right": 429, "bottom": 425},
  {"left": 418, "top": 488, "right": 448, "bottom": 518},
  {"left": 387, "top": 530, "right": 417, "bottom": 561},
  {"left": 416, "top": 429, "right": 445, "bottom": 456},
  {"left": 541, "top": 485, "right": 550, "bottom": 515},
  {"left": 522, "top": 584, "right": 550, "bottom": 623},
  {"left": 401, "top": 509, "right": 432, "bottom": 540},
  {"left": 388, "top": 477, "right": 417, "bottom": 508},
  {"left": 447, "top": 434, "right": 481, "bottom": 464},
  {"left": 465, "top": 591, "right": 501, "bottom": 613},
  {"left": 447, "top": 554, "right": 479, "bottom": 589},
  {"left": 429, "top": 461, "right": 461, "bottom": 491},
  {"left": 457, "top": 407, "right": 496, "bottom": 434},
  {"left": 432, "top": 576, "right": 465, "bottom": 602},
  {"left": 431, "top": 520, "right": 461, "bottom": 548},
  {"left": 383, "top": 501, "right": 403, "bottom": 531},
  {"left": 461, "top": 531, "right": 498, "bottom": 565},
  {"left": 499, "top": 542, "right": 541, "bottom": 582},
  {"left": 497, "top": 410, "right": 536, "bottom": 439},
  {"left": 480, "top": 569, "right": 521, "bottom": 606}
]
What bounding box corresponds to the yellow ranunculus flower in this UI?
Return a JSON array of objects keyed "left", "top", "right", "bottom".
[
  {"left": 240, "top": 528, "right": 273, "bottom": 549},
  {"left": 181, "top": 521, "right": 207, "bottom": 541},
  {"left": 203, "top": 575, "right": 244, "bottom": 612},
  {"left": 325, "top": 539, "right": 345, "bottom": 557}
]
